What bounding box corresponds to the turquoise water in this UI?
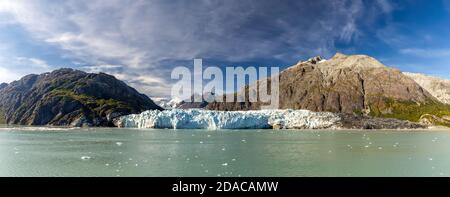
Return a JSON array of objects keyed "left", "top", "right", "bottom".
[{"left": 0, "top": 126, "right": 449, "bottom": 177}]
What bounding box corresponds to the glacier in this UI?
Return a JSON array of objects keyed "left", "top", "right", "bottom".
[{"left": 116, "top": 109, "right": 342, "bottom": 130}]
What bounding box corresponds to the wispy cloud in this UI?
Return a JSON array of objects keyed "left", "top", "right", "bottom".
[
  {"left": 0, "top": 0, "right": 392, "bottom": 97},
  {"left": 0, "top": 66, "right": 21, "bottom": 83},
  {"left": 400, "top": 48, "right": 450, "bottom": 58},
  {"left": 0, "top": 56, "right": 51, "bottom": 83},
  {"left": 376, "top": 0, "right": 394, "bottom": 13}
]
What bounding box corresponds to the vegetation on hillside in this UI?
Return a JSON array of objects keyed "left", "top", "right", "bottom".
[
  {"left": 369, "top": 97, "right": 450, "bottom": 127},
  {"left": 49, "top": 89, "right": 133, "bottom": 115},
  {"left": 0, "top": 110, "right": 6, "bottom": 124}
]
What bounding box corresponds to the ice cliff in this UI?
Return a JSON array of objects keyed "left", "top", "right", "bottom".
[{"left": 116, "top": 109, "right": 342, "bottom": 129}]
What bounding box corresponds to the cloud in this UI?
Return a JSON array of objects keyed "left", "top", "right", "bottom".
[
  {"left": 376, "top": 0, "right": 394, "bottom": 13},
  {"left": 0, "top": 56, "right": 51, "bottom": 83},
  {"left": 81, "top": 64, "right": 123, "bottom": 73},
  {"left": 19, "top": 57, "right": 50, "bottom": 69},
  {"left": 400, "top": 48, "right": 450, "bottom": 58},
  {"left": 0, "top": 0, "right": 392, "bottom": 97},
  {"left": 0, "top": 38, "right": 53, "bottom": 83},
  {"left": 0, "top": 66, "right": 21, "bottom": 83}
]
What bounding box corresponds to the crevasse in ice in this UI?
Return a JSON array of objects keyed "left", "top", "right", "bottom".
[{"left": 117, "top": 109, "right": 341, "bottom": 130}]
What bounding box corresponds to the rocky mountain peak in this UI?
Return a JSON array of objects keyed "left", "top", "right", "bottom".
[
  {"left": 318, "top": 53, "right": 386, "bottom": 70},
  {"left": 292, "top": 53, "right": 386, "bottom": 71},
  {"left": 307, "top": 56, "right": 325, "bottom": 64},
  {"left": 0, "top": 83, "right": 7, "bottom": 90},
  {"left": 332, "top": 52, "right": 347, "bottom": 59},
  {"left": 296, "top": 56, "right": 326, "bottom": 65}
]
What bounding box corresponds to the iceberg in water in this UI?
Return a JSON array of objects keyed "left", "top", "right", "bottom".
[{"left": 116, "top": 109, "right": 341, "bottom": 130}]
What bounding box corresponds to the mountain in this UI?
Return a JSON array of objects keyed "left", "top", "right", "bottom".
[
  {"left": 152, "top": 97, "right": 183, "bottom": 109},
  {"left": 0, "top": 83, "right": 7, "bottom": 90},
  {"left": 178, "top": 92, "right": 218, "bottom": 109},
  {"left": 205, "top": 53, "right": 450, "bottom": 127},
  {"left": 404, "top": 72, "right": 450, "bottom": 105},
  {"left": 0, "top": 68, "right": 163, "bottom": 127}
]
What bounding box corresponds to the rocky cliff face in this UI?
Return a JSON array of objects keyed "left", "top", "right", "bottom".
[
  {"left": 0, "top": 68, "right": 163, "bottom": 127},
  {"left": 205, "top": 53, "right": 450, "bottom": 126},
  {"left": 404, "top": 72, "right": 450, "bottom": 105}
]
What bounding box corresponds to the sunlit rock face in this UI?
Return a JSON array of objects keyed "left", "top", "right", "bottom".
[
  {"left": 116, "top": 109, "right": 342, "bottom": 130},
  {"left": 404, "top": 72, "right": 450, "bottom": 105}
]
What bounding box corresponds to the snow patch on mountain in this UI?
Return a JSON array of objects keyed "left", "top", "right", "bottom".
[{"left": 152, "top": 97, "right": 183, "bottom": 109}]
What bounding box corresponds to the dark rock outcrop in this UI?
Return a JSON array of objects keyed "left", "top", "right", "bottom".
[
  {"left": 0, "top": 68, "right": 163, "bottom": 127},
  {"left": 338, "top": 114, "right": 426, "bottom": 130}
]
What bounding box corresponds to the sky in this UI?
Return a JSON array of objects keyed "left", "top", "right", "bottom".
[{"left": 0, "top": 0, "right": 450, "bottom": 98}]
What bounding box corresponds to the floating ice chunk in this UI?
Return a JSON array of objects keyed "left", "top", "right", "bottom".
[
  {"left": 117, "top": 109, "right": 341, "bottom": 130},
  {"left": 81, "top": 156, "right": 91, "bottom": 160}
]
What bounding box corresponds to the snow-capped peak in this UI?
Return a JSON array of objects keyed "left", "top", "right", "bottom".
[{"left": 152, "top": 97, "right": 184, "bottom": 109}]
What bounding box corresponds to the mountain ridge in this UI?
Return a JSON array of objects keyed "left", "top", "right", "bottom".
[
  {"left": 0, "top": 68, "right": 163, "bottom": 126},
  {"left": 206, "top": 53, "right": 435, "bottom": 110},
  {"left": 203, "top": 53, "right": 450, "bottom": 127}
]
